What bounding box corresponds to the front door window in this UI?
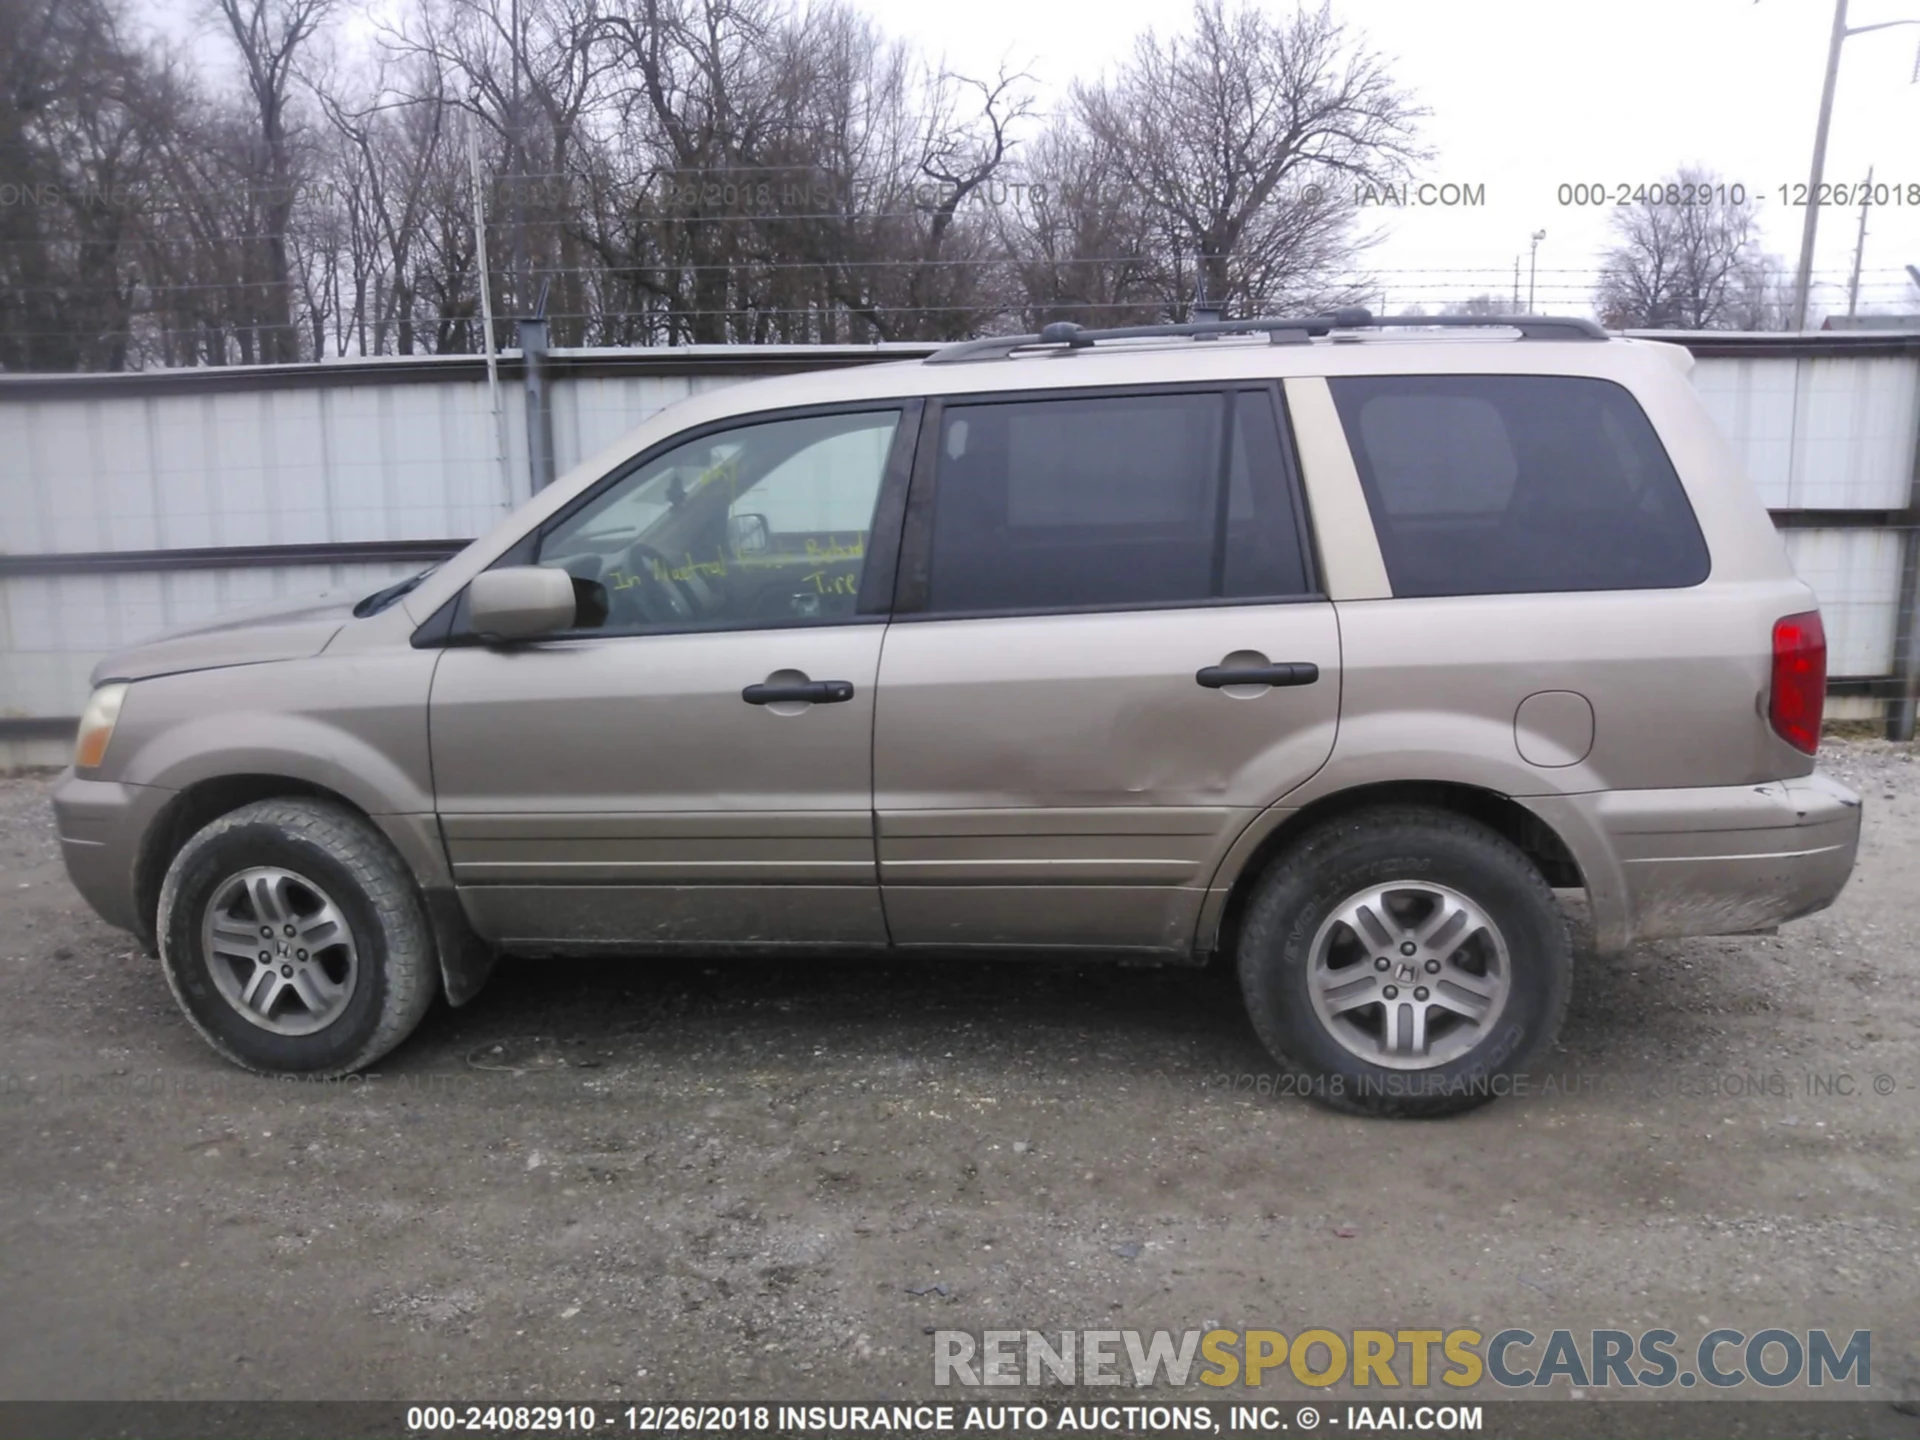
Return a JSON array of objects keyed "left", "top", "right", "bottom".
[{"left": 533, "top": 410, "right": 901, "bottom": 633}]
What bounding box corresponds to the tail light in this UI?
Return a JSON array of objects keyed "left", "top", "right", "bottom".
[{"left": 1769, "top": 611, "right": 1826, "bottom": 755}]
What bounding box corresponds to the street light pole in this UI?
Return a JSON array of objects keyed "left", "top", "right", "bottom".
[
  {"left": 1528, "top": 230, "right": 1546, "bottom": 312},
  {"left": 1789, "top": 0, "right": 1920, "bottom": 330},
  {"left": 1792, "top": 0, "right": 1851, "bottom": 330}
]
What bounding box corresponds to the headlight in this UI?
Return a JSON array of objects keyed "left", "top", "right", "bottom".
[{"left": 73, "top": 683, "right": 128, "bottom": 771}]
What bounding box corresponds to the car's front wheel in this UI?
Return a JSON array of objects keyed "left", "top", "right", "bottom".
[
  {"left": 156, "top": 798, "right": 438, "bottom": 1075},
  {"left": 1236, "top": 805, "right": 1572, "bottom": 1117}
]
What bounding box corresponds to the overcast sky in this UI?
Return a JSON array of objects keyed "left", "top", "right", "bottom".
[{"left": 861, "top": 0, "right": 1920, "bottom": 318}]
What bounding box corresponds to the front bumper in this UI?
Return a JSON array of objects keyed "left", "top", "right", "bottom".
[
  {"left": 1553, "top": 771, "right": 1862, "bottom": 948},
  {"left": 52, "top": 770, "right": 175, "bottom": 941}
]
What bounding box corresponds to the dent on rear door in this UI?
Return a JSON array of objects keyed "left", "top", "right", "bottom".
[
  {"left": 872, "top": 384, "right": 1342, "bottom": 953},
  {"left": 873, "top": 604, "right": 1342, "bottom": 951}
]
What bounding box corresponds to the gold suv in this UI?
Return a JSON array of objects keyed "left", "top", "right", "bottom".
[{"left": 53, "top": 311, "right": 1861, "bottom": 1115}]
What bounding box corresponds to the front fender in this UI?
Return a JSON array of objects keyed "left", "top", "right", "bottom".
[
  {"left": 107, "top": 651, "right": 455, "bottom": 898},
  {"left": 110, "top": 652, "right": 438, "bottom": 817},
  {"left": 101, "top": 651, "right": 484, "bottom": 993}
]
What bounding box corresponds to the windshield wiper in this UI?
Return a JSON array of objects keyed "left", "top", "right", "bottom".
[{"left": 354, "top": 567, "right": 436, "bottom": 618}]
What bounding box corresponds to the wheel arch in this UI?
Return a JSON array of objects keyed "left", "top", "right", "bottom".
[
  {"left": 1203, "top": 779, "right": 1588, "bottom": 961},
  {"left": 134, "top": 775, "right": 493, "bottom": 1007}
]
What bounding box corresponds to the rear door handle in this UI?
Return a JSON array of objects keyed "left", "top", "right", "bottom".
[
  {"left": 1195, "top": 662, "right": 1319, "bottom": 689},
  {"left": 742, "top": 679, "right": 856, "bottom": 705}
]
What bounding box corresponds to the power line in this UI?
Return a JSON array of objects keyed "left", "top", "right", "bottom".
[{"left": 0, "top": 257, "right": 1898, "bottom": 296}]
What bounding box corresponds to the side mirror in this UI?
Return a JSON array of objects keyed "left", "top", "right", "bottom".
[
  {"left": 467, "top": 566, "right": 577, "bottom": 641},
  {"left": 727, "top": 512, "right": 771, "bottom": 556}
]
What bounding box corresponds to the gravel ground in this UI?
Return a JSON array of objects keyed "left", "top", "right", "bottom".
[{"left": 1, "top": 743, "right": 1917, "bottom": 1411}]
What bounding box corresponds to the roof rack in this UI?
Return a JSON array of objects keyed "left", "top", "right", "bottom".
[{"left": 924, "top": 306, "right": 1608, "bottom": 364}]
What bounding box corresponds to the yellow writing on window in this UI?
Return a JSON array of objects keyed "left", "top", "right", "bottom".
[
  {"left": 598, "top": 533, "right": 868, "bottom": 591},
  {"left": 803, "top": 535, "right": 865, "bottom": 562},
  {"left": 800, "top": 570, "right": 859, "bottom": 596}
]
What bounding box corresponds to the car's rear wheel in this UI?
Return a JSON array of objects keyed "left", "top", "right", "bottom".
[
  {"left": 157, "top": 798, "right": 438, "bottom": 1075},
  {"left": 1236, "top": 805, "right": 1572, "bottom": 1117}
]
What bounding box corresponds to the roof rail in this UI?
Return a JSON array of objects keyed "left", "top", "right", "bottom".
[{"left": 924, "top": 307, "right": 1608, "bottom": 364}]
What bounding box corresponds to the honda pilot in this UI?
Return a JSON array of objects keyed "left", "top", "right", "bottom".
[{"left": 52, "top": 309, "right": 1862, "bottom": 1115}]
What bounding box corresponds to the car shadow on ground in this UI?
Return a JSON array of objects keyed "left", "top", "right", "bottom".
[
  {"left": 406, "top": 944, "right": 1263, "bottom": 1072},
  {"left": 385, "top": 893, "right": 1749, "bottom": 1090}
]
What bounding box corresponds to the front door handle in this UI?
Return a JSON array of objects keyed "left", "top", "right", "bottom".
[
  {"left": 1195, "top": 662, "right": 1319, "bottom": 689},
  {"left": 742, "top": 679, "right": 856, "bottom": 705}
]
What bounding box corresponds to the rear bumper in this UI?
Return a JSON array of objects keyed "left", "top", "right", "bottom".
[
  {"left": 1532, "top": 772, "right": 1861, "bottom": 952},
  {"left": 51, "top": 770, "right": 174, "bottom": 939}
]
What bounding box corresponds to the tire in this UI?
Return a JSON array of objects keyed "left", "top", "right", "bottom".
[
  {"left": 156, "top": 798, "right": 438, "bottom": 1076},
  {"left": 1235, "top": 805, "right": 1572, "bottom": 1118}
]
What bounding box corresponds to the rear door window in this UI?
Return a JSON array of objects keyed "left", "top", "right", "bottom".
[
  {"left": 923, "top": 388, "right": 1312, "bottom": 614},
  {"left": 1327, "top": 375, "right": 1710, "bottom": 596}
]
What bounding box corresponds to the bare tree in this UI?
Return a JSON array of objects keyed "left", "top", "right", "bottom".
[
  {"left": 582, "top": 0, "right": 804, "bottom": 342},
  {"left": 207, "top": 0, "right": 335, "bottom": 361},
  {"left": 141, "top": 89, "right": 289, "bottom": 363},
  {"left": 0, "top": 0, "right": 174, "bottom": 369},
  {"left": 889, "top": 67, "right": 1031, "bottom": 337},
  {"left": 390, "top": 0, "right": 612, "bottom": 341},
  {"left": 1727, "top": 251, "right": 1793, "bottom": 331},
  {"left": 999, "top": 114, "right": 1167, "bottom": 328},
  {"left": 1443, "top": 292, "right": 1517, "bottom": 316},
  {"left": 1595, "top": 167, "right": 1783, "bottom": 330},
  {"left": 578, "top": 0, "right": 1024, "bottom": 343},
  {"left": 0, "top": 0, "right": 1435, "bottom": 367},
  {"left": 1070, "top": 0, "right": 1423, "bottom": 319},
  {"left": 308, "top": 45, "right": 471, "bottom": 355}
]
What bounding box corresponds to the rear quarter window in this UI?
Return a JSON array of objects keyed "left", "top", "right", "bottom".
[{"left": 1328, "top": 374, "right": 1710, "bottom": 597}]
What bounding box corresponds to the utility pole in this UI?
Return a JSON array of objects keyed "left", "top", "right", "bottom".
[
  {"left": 520, "top": 277, "right": 556, "bottom": 494},
  {"left": 1847, "top": 166, "right": 1874, "bottom": 318},
  {"left": 468, "top": 122, "right": 512, "bottom": 508},
  {"left": 508, "top": 0, "right": 528, "bottom": 316},
  {"left": 1511, "top": 256, "right": 1520, "bottom": 311},
  {"left": 1528, "top": 230, "right": 1546, "bottom": 312},
  {"left": 1788, "top": 0, "right": 1920, "bottom": 330}
]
